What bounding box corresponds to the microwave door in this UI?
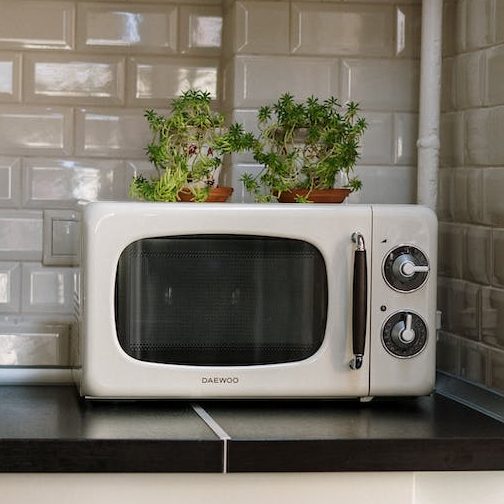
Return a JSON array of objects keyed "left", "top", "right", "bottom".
[
  {"left": 114, "top": 235, "right": 327, "bottom": 368},
  {"left": 115, "top": 240, "right": 144, "bottom": 361}
]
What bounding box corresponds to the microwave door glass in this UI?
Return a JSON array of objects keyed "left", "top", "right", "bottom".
[{"left": 114, "top": 235, "right": 328, "bottom": 366}]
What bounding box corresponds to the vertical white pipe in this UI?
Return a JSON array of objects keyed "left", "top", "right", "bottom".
[{"left": 417, "top": 0, "right": 443, "bottom": 210}]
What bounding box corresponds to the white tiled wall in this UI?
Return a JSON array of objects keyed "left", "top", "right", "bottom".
[
  {"left": 0, "top": 1, "right": 74, "bottom": 51},
  {"left": 0, "top": 0, "right": 223, "bottom": 372},
  {"left": 231, "top": 55, "right": 339, "bottom": 107},
  {"left": 291, "top": 3, "right": 395, "bottom": 56},
  {"left": 24, "top": 54, "right": 126, "bottom": 105},
  {"left": 0, "top": 211, "right": 43, "bottom": 260},
  {"left": 0, "top": 262, "right": 20, "bottom": 313},
  {"left": 438, "top": 0, "right": 504, "bottom": 395},
  {"left": 0, "top": 0, "right": 421, "bottom": 375},
  {"left": 128, "top": 57, "right": 219, "bottom": 104},
  {"left": 222, "top": 0, "right": 421, "bottom": 203}
]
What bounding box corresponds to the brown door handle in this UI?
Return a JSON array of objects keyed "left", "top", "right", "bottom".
[{"left": 350, "top": 232, "right": 367, "bottom": 370}]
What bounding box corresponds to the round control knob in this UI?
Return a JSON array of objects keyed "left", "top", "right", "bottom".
[
  {"left": 383, "top": 246, "right": 429, "bottom": 292},
  {"left": 382, "top": 312, "right": 428, "bottom": 358},
  {"left": 391, "top": 313, "right": 416, "bottom": 344}
]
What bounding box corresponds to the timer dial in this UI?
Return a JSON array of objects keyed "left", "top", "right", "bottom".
[
  {"left": 383, "top": 246, "right": 429, "bottom": 292},
  {"left": 382, "top": 311, "right": 428, "bottom": 358}
]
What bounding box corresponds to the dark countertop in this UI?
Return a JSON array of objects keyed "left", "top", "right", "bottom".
[{"left": 0, "top": 385, "right": 503, "bottom": 472}]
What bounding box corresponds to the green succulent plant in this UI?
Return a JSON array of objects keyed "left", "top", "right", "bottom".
[
  {"left": 241, "top": 93, "right": 368, "bottom": 202},
  {"left": 130, "top": 89, "right": 255, "bottom": 202}
]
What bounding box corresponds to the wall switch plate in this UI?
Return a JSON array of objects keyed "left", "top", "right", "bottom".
[{"left": 43, "top": 210, "right": 81, "bottom": 266}]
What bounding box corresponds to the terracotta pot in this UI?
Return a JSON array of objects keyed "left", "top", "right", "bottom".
[
  {"left": 177, "top": 186, "right": 233, "bottom": 202},
  {"left": 277, "top": 188, "right": 351, "bottom": 204}
]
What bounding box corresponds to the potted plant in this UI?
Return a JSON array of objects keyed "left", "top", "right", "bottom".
[
  {"left": 241, "top": 93, "right": 368, "bottom": 203},
  {"left": 129, "top": 89, "right": 255, "bottom": 202}
]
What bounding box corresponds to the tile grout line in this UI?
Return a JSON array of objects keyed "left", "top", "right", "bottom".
[{"left": 191, "top": 403, "right": 231, "bottom": 473}]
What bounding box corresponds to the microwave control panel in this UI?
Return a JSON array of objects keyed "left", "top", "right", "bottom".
[
  {"left": 369, "top": 205, "right": 437, "bottom": 397},
  {"left": 380, "top": 245, "right": 430, "bottom": 357}
]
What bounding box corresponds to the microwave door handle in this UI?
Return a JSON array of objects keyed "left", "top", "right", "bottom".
[{"left": 350, "top": 232, "right": 367, "bottom": 370}]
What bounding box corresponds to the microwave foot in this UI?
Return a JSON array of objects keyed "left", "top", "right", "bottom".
[{"left": 360, "top": 396, "right": 374, "bottom": 403}]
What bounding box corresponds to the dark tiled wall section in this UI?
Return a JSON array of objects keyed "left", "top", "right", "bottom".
[{"left": 438, "top": 0, "right": 504, "bottom": 394}]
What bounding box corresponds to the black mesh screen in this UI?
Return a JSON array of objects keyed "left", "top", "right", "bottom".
[{"left": 115, "top": 235, "right": 328, "bottom": 366}]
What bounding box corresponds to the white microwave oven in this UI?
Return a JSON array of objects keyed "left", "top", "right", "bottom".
[{"left": 75, "top": 202, "right": 437, "bottom": 400}]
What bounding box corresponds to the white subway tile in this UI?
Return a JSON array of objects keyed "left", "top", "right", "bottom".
[
  {"left": 394, "top": 113, "right": 418, "bottom": 166},
  {"left": 221, "top": 0, "right": 235, "bottom": 62},
  {"left": 221, "top": 61, "right": 235, "bottom": 111},
  {"left": 452, "top": 168, "right": 470, "bottom": 223},
  {"left": 179, "top": 5, "right": 222, "bottom": 55},
  {"left": 233, "top": 56, "right": 338, "bottom": 108},
  {"left": 467, "top": 168, "right": 484, "bottom": 224},
  {"left": 221, "top": 163, "right": 263, "bottom": 203},
  {"left": 21, "top": 263, "right": 75, "bottom": 314},
  {"left": 442, "top": 57, "right": 456, "bottom": 112},
  {"left": 43, "top": 210, "right": 80, "bottom": 266},
  {"left": 230, "top": 109, "right": 259, "bottom": 164},
  {"left": 438, "top": 222, "right": 465, "bottom": 279},
  {"left": 0, "top": 53, "right": 21, "bottom": 102},
  {"left": 441, "top": 111, "right": 465, "bottom": 167},
  {"left": 75, "top": 108, "right": 149, "bottom": 158},
  {"left": 438, "top": 131, "right": 454, "bottom": 172},
  {"left": 455, "top": 0, "right": 467, "bottom": 54},
  {"left": 465, "top": 108, "right": 490, "bottom": 166},
  {"left": 0, "top": 210, "right": 43, "bottom": 261},
  {"left": 459, "top": 339, "right": 488, "bottom": 385},
  {"left": 395, "top": 5, "right": 421, "bottom": 58},
  {"left": 437, "top": 331, "right": 460, "bottom": 376},
  {"left": 125, "top": 160, "right": 156, "bottom": 178},
  {"left": 437, "top": 169, "right": 454, "bottom": 222},
  {"left": 455, "top": 111, "right": 466, "bottom": 167},
  {"left": 23, "top": 158, "right": 125, "bottom": 207},
  {"left": 465, "top": 0, "right": 493, "bottom": 50},
  {"left": 359, "top": 113, "right": 393, "bottom": 165},
  {"left": 24, "top": 54, "right": 125, "bottom": 105},
  {"left": 439, "top": 278, "right": 480, "bottom": 340},
  {"left": 341, "top": 0, "right": 420, "bottom": 3},
  {"left": 482, "top": 168, "right": 504, "bottom": 226},
  {"left": 443, "top": 2, "right": 457, "bottom": 57},
  {"left": 182, "top": 0, "right": 221, "bottom": 4},
  {"left": 232, "top": 109, "right": 260, "bottom": 135},
  {"left": 486, "top": 45, "right": 504, "bottom": 106},
  {"left": 0, "top": 262, "right": 20, "bottom": 313},
  {"left": 235, "top": 1, "right": 289, "bottom": 55},
  {"left": 0, "top": 106, "right": 72, "bottom": 156},
  {"left": 0, "top": 157, "right": 21, "bottom": 208},
  {"left": 0, "top": 334, "right": 65, "bottom": 366},
  {"left": 124, "top": 160, "right": 157, "bottom": 199},
  {"left": 127, "top": 57, "right": 219, "bottom": 106},
  {"left": 77, "top": 2, "right": 177, "bottom": 53},
  {"left": 488, "top": 106, "right": 504, "bottom": 165},
  {"left": 455, "top": 51, "right": 485, "bottom": 110},
  {"left": 349, "top": 165, "right": 416, "bottom": 204},
  {"left": 465, "top": 225, "right": 492, "bottom": 285},
  {"left": 493, "top": 229, "right": 504, "bottom": 287},
  {"left": 291, "top": 3, "right": 393, "bottom": 57},
  {"left": 340, "top": 59, "right": 419, "bottom": 112},
  {"left": 495, "top": 0, "right": 504, "bottom": 44},
  {"left": 0, "top": 322, "right": 70, "bottom": 366},
  {"left": 0, "top": 61, "right": 14, "bottom": 97},
  {"left": 0, "top": 1, "right": 74, "bottom": 50}
]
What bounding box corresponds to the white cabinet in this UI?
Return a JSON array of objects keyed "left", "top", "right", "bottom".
[{"left": 2, "top": 472, "right": 504, "bottom": 504}]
